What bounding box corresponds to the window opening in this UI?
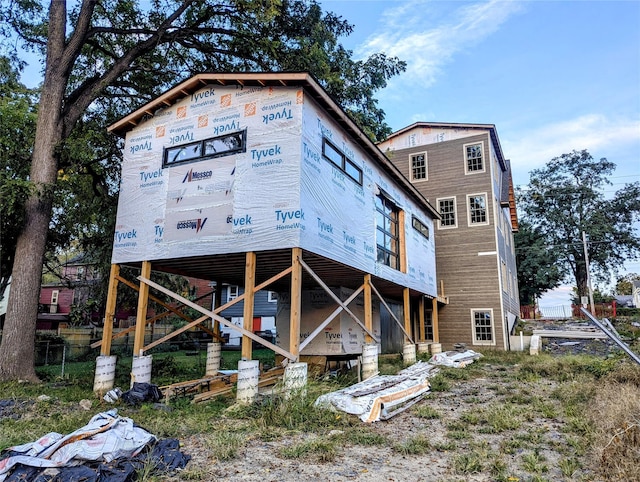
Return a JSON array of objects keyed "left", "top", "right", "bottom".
[
  {"left": 465, "top": 143, "right": 484, "bottom": 173},
  {"left": 438, "top": 197, "right": 457, "bottom": 228},
  {"left": 375, "top": 194, "right": 400, "bottom": 270},
  {"left": 163, "top": 130, "right": 246, "bottom": 167},
  {"left": 468, "top": 194, "right": 487, "bottom": 225},
  {"left": 322, "top": 138, "right": 363, "bottom": 185},
  {"left": 472, "top": 310, "right": 493, "bottom": 343},
  {"left": 412, "top": 216, "right": 430, "bottom": 240},
  {"left": 410, "top": 152, "right": 427, "bottom": 181}
]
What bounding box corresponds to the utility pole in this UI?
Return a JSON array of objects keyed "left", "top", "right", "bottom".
[{"left": 582, "top": 231, "right": 595, "bottom": 315}]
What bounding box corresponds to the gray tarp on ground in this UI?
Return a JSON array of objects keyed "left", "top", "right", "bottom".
[{"left": 0, "top": 410, "right": 155, "bottom": 481}]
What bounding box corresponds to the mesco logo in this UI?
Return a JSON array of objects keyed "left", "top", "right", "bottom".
[
  {"left": 182, "top": 169, "right": 213, "bottom": 183},
  {"left": 176, "top": 218, "right": 208, "bottom": 233}
]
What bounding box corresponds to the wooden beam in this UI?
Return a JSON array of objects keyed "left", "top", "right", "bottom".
[
  {"left": 242, "top": 252, "right": 256, "bottom": 359},
  {"left": 289, "top": 248, "right": 302, "bottom": 360},
  {"left": 298, "top": 258, "right": 378, "bottom": 341},
  {"left": 369, "top": 281, "right": 413, "bottom": 344},
  {"left": 101, "top": 264, "right": 120, "bottom": 355},
  {"left": 213, "top": 279, "right": 222, "bottom": 337},
  {"left": 398, "top": 211, "right": 407, "bottom": 273},
  {"left": 299, "top": 285, "right": 365, "bottom": 352},
  {"left": 403, "top": 288, "right": 411, "bottom": 343},
  {"left": 144, "top": 314, "right": 211, "bottom": 352},
  {"left": 138, "top": 276, "right": 295, "bottom": 360},
  {"left": 432, "top": 297, "right": 439, "bottom": 343},
  {"left": 364, "top": 274, "right": 373, "bottom": 344},
  {"left": 133, "top": 261, "right": 151, "bottom": 356},
  {"left": 92, "top": 274, "right": 216, "bottom": 349},
  {"left": 418, "top": 296, "right": 426, "bottom": 342}
]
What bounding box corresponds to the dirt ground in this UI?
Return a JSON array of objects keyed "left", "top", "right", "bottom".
[{"left": 169, "top": 358, "right": 600, "bottom": 482}]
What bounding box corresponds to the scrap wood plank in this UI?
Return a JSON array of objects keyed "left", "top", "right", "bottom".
[
  {"left": 162, "top": 374, "right": 238, "bottom": 398},
  {"left": 192, "top": 368, "right": 286, "bottom": 403},
  {"left": 192, "top": 385, "right": 235, "bottom": 403}
]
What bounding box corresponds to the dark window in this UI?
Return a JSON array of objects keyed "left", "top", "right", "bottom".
[
  {"left": 375, "top": 194, "right": 399, "bottom": 270},
  {"left": 322, "top": 138, "right": 363, "bottom": 185},
  {"left": 163, "top": 130, "right": 246, "bottom": 167},
  {"left": 411, "top": 216, "right": 429, "bottom": 240},
  {"left": 424, "top": 310, "right": 434, "bottom": 341}
]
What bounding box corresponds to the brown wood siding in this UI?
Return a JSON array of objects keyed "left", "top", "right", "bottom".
[{"left": 386, "top": 133, "right": 507, "bottom": 349}]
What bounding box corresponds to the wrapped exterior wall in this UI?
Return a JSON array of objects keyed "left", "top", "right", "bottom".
[{"left": 112, "top": 84, "right": 436, "bottom": 298}]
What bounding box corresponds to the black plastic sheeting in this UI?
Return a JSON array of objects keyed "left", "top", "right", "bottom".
[
  {"left": 120, "top": 383, "right": 162, "bottom": 406},
  {"left": 2, "top": 438, "right": 190, "bottom": 482}
]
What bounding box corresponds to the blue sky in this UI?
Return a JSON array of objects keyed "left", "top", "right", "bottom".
[
  {"left": 321, "top": 0, "right": 640, "bottom": 305},
  {"left": 12, "top": 0, "right": 639, "bottom": 305}
]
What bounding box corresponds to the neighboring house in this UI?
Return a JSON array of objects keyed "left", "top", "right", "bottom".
[
  {"left": 614, "top": 295, "right": 634, "bottom": 309},
  {"left": 633, "top": 281, "right": 640, "bottom": 309},
  {"left": 217, "top": 284, "right": 278, "bottom": 346},
  {"left": 378, "top": 122, "right": 520, "bottom": 350},
  {"left": 38, "top": 255, "right": 100, "bottom": 329},
  {"left": 104, "top": 72, "right": 441, "bottom": 359}
]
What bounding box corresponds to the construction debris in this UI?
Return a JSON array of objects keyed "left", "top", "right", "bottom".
[
  {"left": 159, "top": 367, "right": 286, "bottom": 404},
  {"left": 0, "top": 410, "right": 190, "bottom": 481},
  {"left": 315, "top": 351, "right": 482, "bottom": 423}
]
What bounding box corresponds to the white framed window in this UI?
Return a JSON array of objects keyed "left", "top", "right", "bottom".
[
  {"left": 464, "top": 142, "right": 485, "bottom": 174},
  {"left": 76, "top": 266, "right": 85, "bottom": 281},
  {"left": 51, "top": 290, "right": 59, "bottom": 305},
  {"left": 227, "top": 285, "right": 239, "bottom": 302},
  {"left": 467, "top": 193, "right": 489, "bottom": 226},
  {"left": 471, "top": 309, "right": 495, "bottom": 345},
  {"left": 437, "top": 196, "right": 457, "bottom": 229},
  {"left": 267, "top": 291, "right": 277, "bottom": 302},
  {"left": 410, "top": 152, "right": 427, "bottom": 181}
]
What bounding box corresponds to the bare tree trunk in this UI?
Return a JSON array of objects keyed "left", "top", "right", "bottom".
[{"left": 0, "top": 0, "right": 68, "bottom": 382}]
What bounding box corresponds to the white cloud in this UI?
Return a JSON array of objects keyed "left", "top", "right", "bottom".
[
  {"left": 358, "top": 0, "right": 524, "bottom": 86},
  {"left": 503, "top": 114, "right": 640, "bottom": 184}
]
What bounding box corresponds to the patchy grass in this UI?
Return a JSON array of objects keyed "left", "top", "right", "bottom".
[{"left": 1, "top": 348, "right": 640, "bottom": 481}]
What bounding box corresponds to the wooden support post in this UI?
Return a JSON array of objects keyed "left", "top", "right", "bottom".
[
  {"left": 241, "top": 252, "right": 256, "bottom": 360},
  {"left": 289, "top": 248, "right": 303, "bottom": 361},
  {"left": 101, "top": 264, "right": 120, "bottom": 356},
  {"left": 213, "top": 279, "right": 223, "bottom": 337},
  {"left": 432, "top": 297, "right": 440, "bottom": 343},
  {"left": 418, "top": 296, "right": 426, "bottom": 342},
  {"left": 398, "top": 211, "right": 407, "bottom": 273},
  {"left": 133, "top": 261, "right": 151, "bottom": 356},
  {"left": 364, "top": 274, "right": 373, "bottom": 343},
  {"left": 403, "top": 287, "right": 411, "bottom": 343}
]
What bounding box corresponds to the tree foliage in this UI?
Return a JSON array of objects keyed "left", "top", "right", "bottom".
[
  {"left": 616, "top": 273, "right": 640, "bottom": 296},
  {"left": 0, "top": 56, "right": 37, "bottom": 299},
  {"left": 0, "top": 0, "right": 406, "bottom": 381},
  {"left": 514, "top": 219, "right": 563, "bottom": 305},
  {"left": 517, "top": 150, "right": 640, "bottom": 299}
]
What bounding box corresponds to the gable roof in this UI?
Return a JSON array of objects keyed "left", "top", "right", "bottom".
[
  {"left": 383, "top": 121, "right": 507, "bottom": 172},
  {"left": 108, "top": 72, "right": 440, "bottom": 219}
]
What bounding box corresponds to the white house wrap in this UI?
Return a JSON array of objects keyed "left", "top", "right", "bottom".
[{"left": 111, "top": 82, "right": 437, "bottom": 298}]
